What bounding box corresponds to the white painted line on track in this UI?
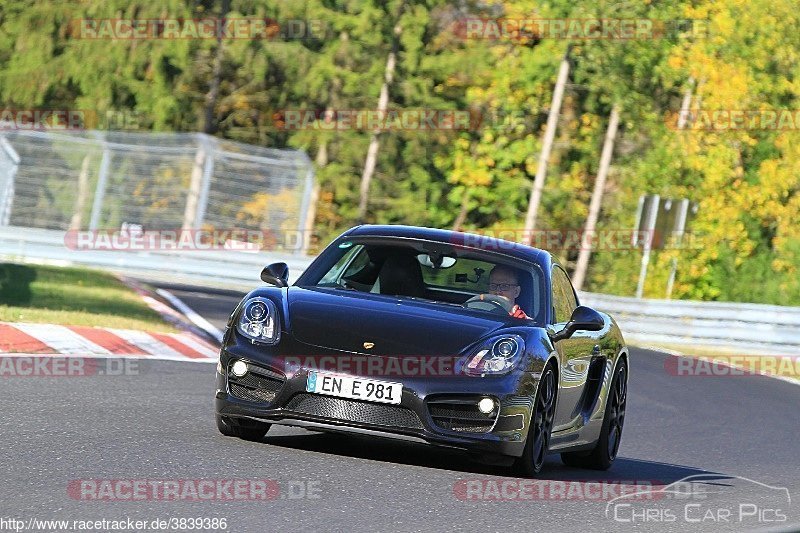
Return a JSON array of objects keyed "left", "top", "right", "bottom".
[{"left": 156, "top": 288, "right": 225, "bottom": 344}]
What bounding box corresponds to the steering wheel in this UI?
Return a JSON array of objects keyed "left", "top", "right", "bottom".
[{"left": 464, "top": 294, "right": 514, "bottom": 315}]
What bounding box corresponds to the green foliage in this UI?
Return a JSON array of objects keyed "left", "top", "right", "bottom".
[{"left": 2, "top": 0, "right": 799, "bottom": 304}]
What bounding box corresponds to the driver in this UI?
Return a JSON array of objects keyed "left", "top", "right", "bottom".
[{"left": 488, "top": 265, "right": 529, "bottom": 319}]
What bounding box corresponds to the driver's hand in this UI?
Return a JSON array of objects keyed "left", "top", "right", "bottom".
[{"left": 510, "top": 304, "right": 528, "bottom": 319}]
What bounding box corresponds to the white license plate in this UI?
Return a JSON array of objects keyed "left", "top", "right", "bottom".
[{"left": 305, "top": 371, "right": 402, "bottom": 405}]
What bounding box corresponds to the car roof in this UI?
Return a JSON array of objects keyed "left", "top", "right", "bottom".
[{"left": 344, "top": 224, "right": 554, "bottom": 269}]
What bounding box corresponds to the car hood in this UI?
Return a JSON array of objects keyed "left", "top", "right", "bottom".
[{"left": 287, "top": 286, "right": 508, "bottom": 356}]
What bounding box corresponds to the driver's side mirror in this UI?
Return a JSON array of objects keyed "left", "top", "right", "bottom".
[
  {"left": 549, "top": 305, "right": 605, "bottom": 343},
  {"left": 261, "top": 262, "right": 289, "bottom": 287}
]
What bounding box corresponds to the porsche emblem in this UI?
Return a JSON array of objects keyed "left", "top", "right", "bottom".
[{"left": 363, "top": 342, "right": 375, "bottom": 349}]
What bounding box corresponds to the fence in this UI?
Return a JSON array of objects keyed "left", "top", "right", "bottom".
[
  {"left": 1, "top": 225, "right": 798, "bottom": 356},
  {"left": 0, "top": 130, "right": 315, "bottom": 253}
]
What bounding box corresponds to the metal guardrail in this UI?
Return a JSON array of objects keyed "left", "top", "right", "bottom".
[
  {"left": 0, "top": 226, "right": 309, "bottom": 291},
  {"left": 578, "top": 293, "right": 800, "bottom": 356},
  {"left": 3, "top": 226, "right": 799, "bottom": 355}
]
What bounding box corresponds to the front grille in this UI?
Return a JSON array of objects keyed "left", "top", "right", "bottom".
[
  {"left": 285, "top": 393, "right": 423, "bottom": 429},
  {"left": 427, "top": 398, "right": 497, "bottom": 433},
  {"left": 228, "top": 363, "right": 284, "bottom": 404}
]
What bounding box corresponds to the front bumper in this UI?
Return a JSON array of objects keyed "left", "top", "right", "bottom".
[{"left": 214, "top": 340, "right": 542, "bottom": 458}]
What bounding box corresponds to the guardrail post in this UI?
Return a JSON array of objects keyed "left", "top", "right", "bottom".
[
  {"left": 193, "top": 136, "right": 215, "bottom": 228},
  {"left": 631, "top": 195, "right": 645, "bottom": 247},
  {"left": 88, "top": 145, "right": 111, "bottom": 230},
  {"left": 635, "top": 194, "right": 659, "bottom": 298},
  {"left": 665, "top": 198, "right": 690, "bottom": 298},
  {"left": 0, "top": 136, "right": 20, "bottom": 226},
  {"left": 69, "top": 154, "right": 92, "bottom": 230},
  {"left": 183, "top": 136, "right": 207, "bottom": 231}
]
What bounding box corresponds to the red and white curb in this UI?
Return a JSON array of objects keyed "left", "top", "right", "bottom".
[{"left": 0, "top": 322, "right": 218, "bottom": 363}]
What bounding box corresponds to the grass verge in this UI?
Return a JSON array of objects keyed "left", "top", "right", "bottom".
[{"left": 0, "top": 263, "right": 175, "bottom": 332}]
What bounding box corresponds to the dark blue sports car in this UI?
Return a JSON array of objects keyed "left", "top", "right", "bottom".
[{"left": 215, "top": 225, "right": 629, "bottom": 476}]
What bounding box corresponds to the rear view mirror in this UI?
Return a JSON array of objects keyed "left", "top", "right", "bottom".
[
  {"left": 261, "top": 262, "right": 289, "bottom": 287},
  {"left": 417, "top": 254, "right": 456, "bottom": 269}
]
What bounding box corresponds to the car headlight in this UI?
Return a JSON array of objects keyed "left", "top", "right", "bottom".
[
  {"left": 462, "top": 335, "right": 525, "bottom": 376},
  {"left": 236, "top": 297, "right": 280, "bottom": 344}
]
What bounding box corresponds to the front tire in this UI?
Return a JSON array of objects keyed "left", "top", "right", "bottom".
[
  {"left": 561, "top": 359, "right": 627, "bottom": 470},
  {"left": 216, "top": 414, "right": 271, "bottom": 442},
  {"left": 515, "top": 366, "right": 556, "bottom": 477}
]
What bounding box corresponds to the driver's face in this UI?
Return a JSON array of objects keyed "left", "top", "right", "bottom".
[{"left": 489, "top": 270, "right": 521, "bottom": 302}]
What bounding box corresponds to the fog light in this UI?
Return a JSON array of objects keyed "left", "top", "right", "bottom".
[
  {"left": 231, "top": 360, "right": 248, "bottom": 377},
  {"left": 478, "top": 397, "right": 495, "bottom": 414}
]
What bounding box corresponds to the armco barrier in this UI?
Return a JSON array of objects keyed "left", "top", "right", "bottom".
[
  {"left": 0, "top": 226, "right": 309, "bottom": 290},
  {"left": 2, "top": 226, "right": 798, "bottom": 355},
  {"left": 578, "top": 292, "right": 800, "bottom": 355}
]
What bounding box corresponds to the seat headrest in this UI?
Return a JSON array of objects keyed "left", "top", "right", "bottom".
[{"left": 379, "top": 254, "right": 425, "bottom": 298}]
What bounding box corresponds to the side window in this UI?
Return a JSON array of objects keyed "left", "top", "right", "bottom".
[
  {"left": 341, "top": 248, "right": 370, "bottom": 279},
  {"left": 551, "top": 266, "right": 577, "bottom": 324},
  {"left": 318, "top": 244, "right": 365, "bottom": 285}
]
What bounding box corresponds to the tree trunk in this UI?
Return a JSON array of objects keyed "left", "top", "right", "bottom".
[
  {"left": 300, "top": 139, "right": 328, "bottom": 253},
  {"left": 452, "top": 188, "right": 471, "bottom": 231},
  {"left": 676, "top": 77, "right": 695, "bottom": 129},
  {"left": 522, "top": 47, "right": 571, "bottom": 242},
  {"left": 202, "top": 0, "right": 230, "bottom": 134},
  {"left": 571, "top": 104, "right": 621, "bottom": 291},
  {"left": 357, "top": 4, "right": 405, "bottom": 221}
]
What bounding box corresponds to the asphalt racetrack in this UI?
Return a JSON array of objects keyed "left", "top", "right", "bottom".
[{"left": 2, "top": 283, "right": 798, "bottom": 532}]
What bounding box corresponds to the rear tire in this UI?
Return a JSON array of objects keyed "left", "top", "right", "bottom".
[
  {"left": 561, "top": 359, "right": 627, "bottom": 470},
  {"left": 514, "top": 365, "right": 556, "bottom": 477},
  {"left": 216, "top": 414, "right": 271, "bottom": 442}
]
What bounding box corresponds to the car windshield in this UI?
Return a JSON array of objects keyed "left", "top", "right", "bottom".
[{"left": 298, "top": 238, "right": 545, "bottom": 323}]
